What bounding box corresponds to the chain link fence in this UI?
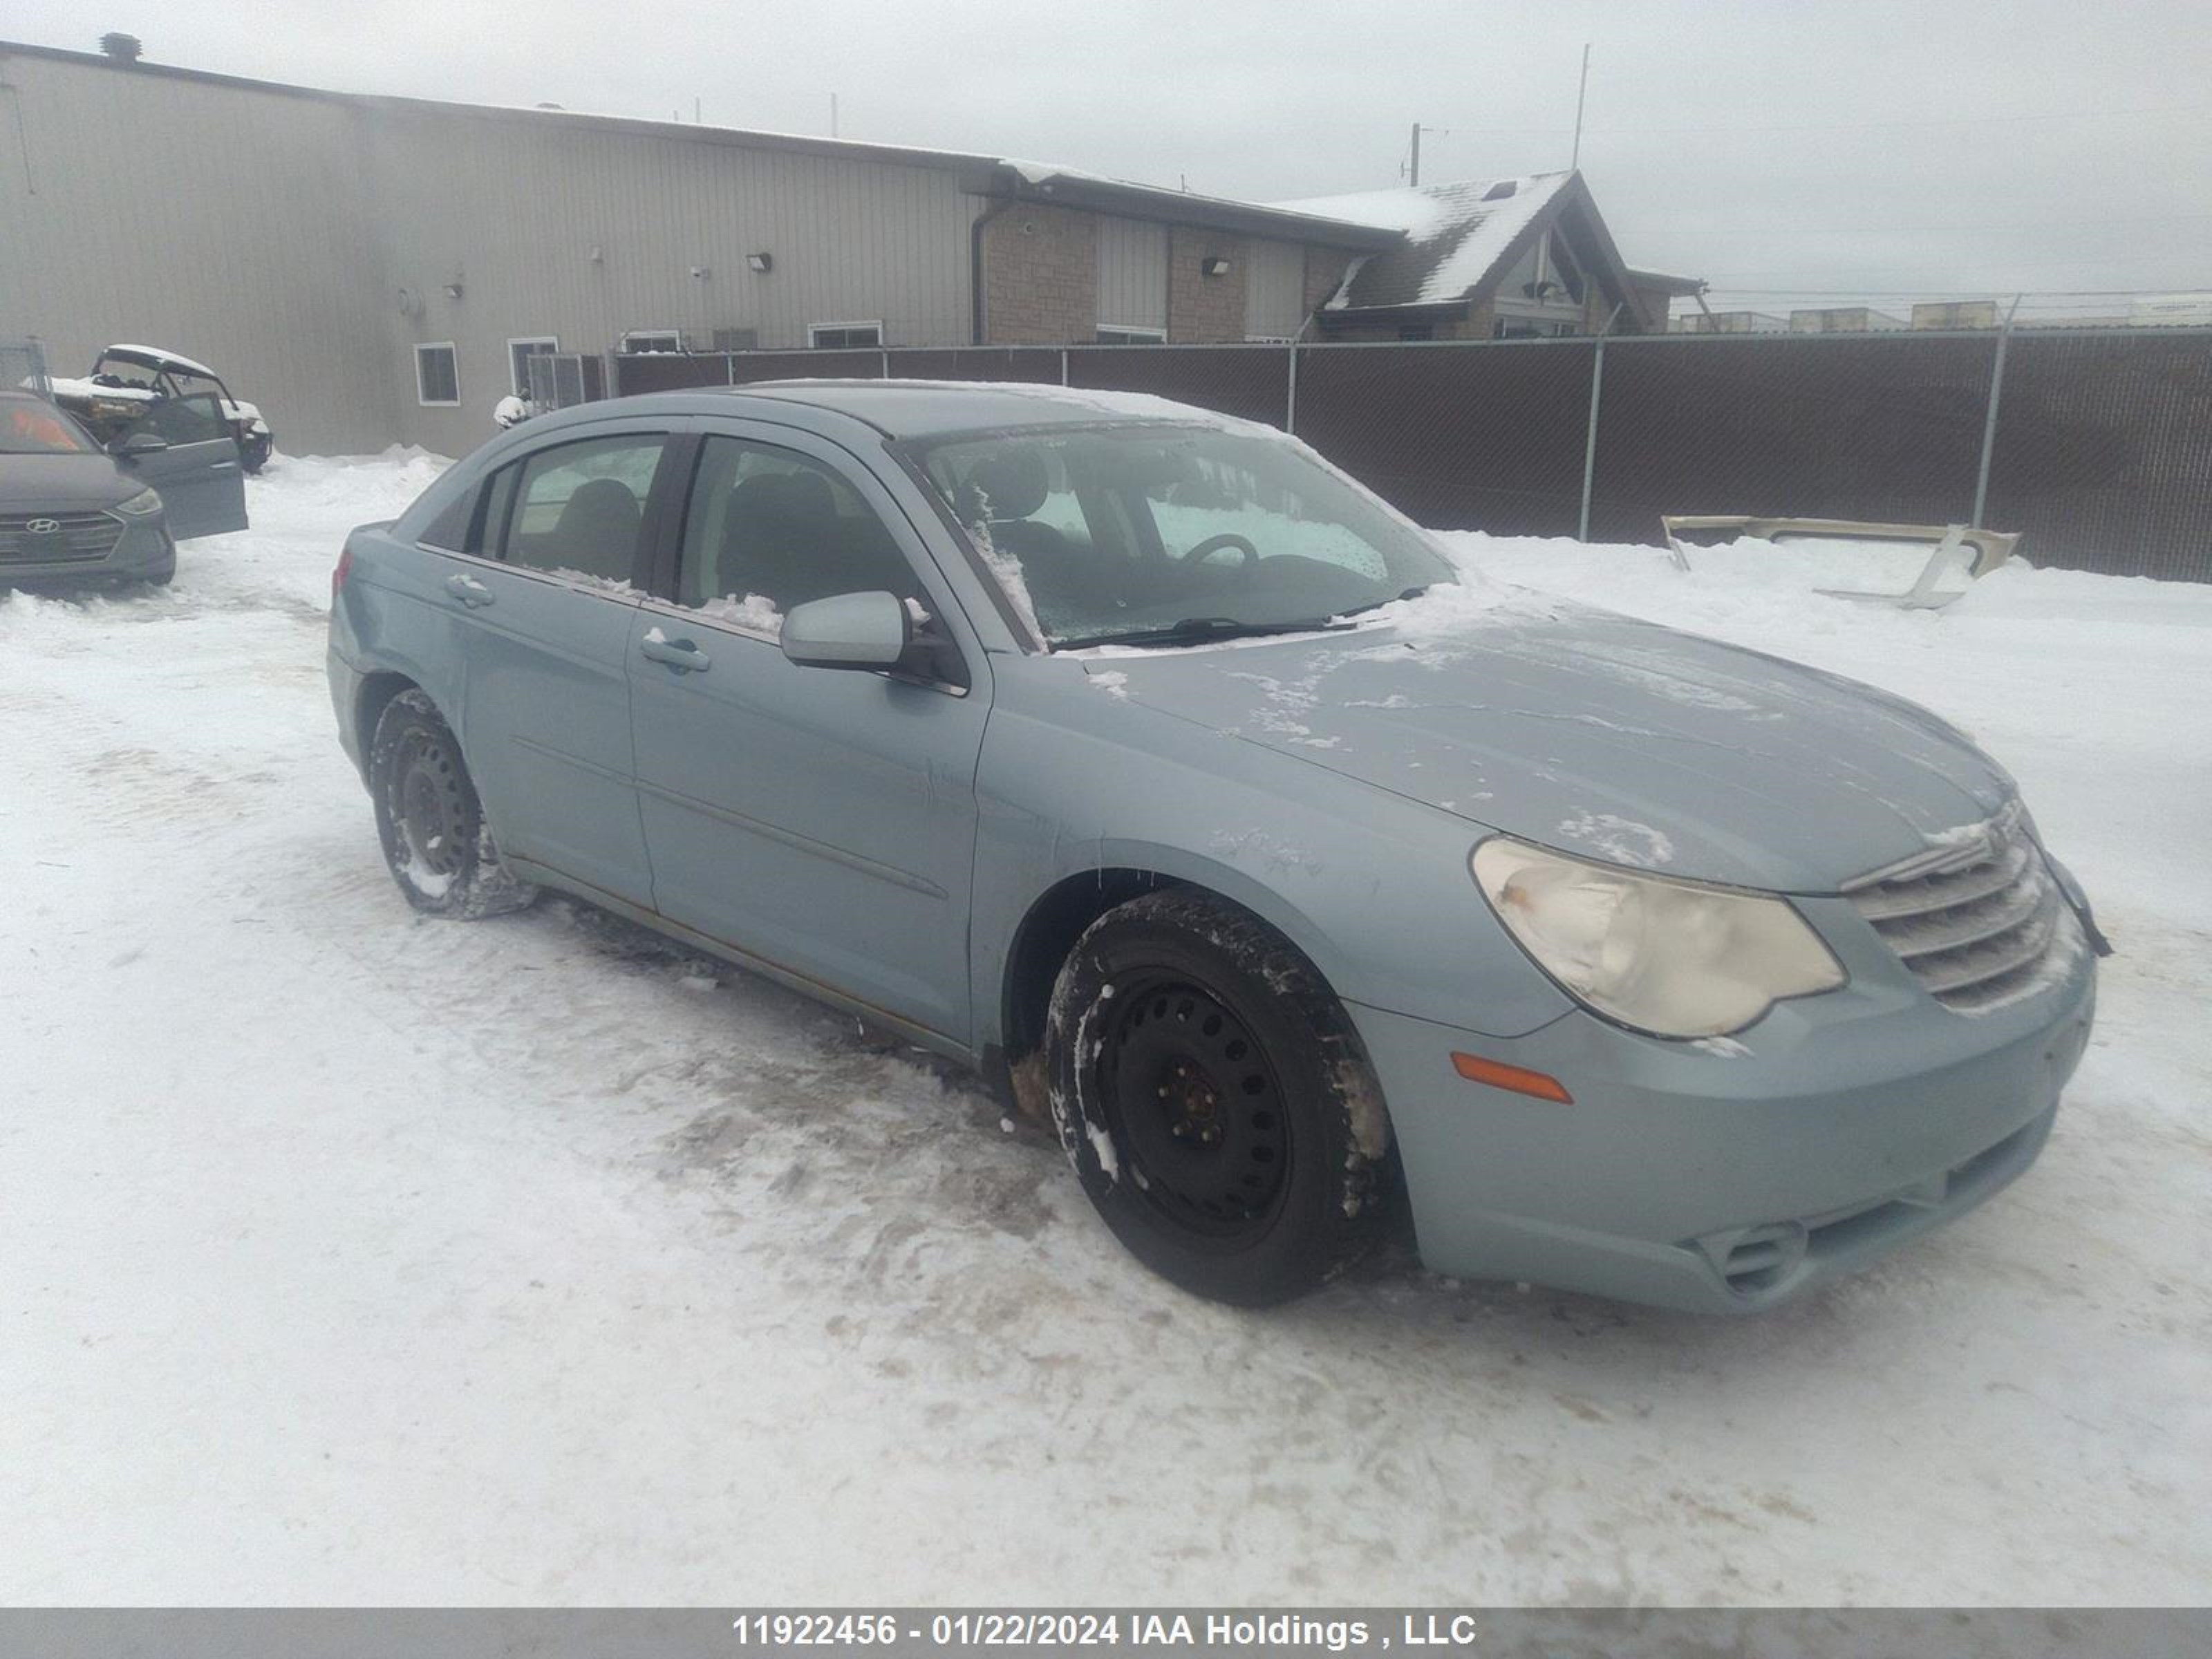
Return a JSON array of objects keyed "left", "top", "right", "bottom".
[
  {"left": 2, "top": 339, "right": 53, "bottom": 400},
  {"left": 614, "top": 329, "right": 2212, "bottom": 582}
]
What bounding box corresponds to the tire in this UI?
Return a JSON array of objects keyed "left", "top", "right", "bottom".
[
  {"left": 1046, "top": 889, "right": 1393, "bottom": 1305},
  {"left": 368, "top": 688, "right": 536, "bottom": 919}
]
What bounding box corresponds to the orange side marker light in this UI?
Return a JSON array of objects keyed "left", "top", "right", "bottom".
[{"left": 1450, "top": 1051, "right": 1573, "bottom": 1104}]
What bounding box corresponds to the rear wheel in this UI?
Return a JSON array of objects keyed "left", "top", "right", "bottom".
[
  {"left": 368, "top": 689, "right": 536, "bottom": 919},
  {"left": 1046, "top": 890, "right": 1393, "bottom": 1305}
]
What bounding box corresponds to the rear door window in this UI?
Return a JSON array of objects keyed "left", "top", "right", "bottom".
[{"left": 498, "top": 433, "right": 667, "bottom": 588}]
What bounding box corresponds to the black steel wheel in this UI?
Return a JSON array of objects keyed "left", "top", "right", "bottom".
[
  {"left": 1047, "top": 889, "right": 1394, "bottom": 1304},
  {"left": 1096, "top": 976, "right": 1291, "bottom": 1239},
  {"left": 368, "top": 688, "right": 536, "bottom": 919}
]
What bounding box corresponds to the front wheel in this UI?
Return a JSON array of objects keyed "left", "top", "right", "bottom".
[
  {"left": 368, "top": 689, "right": 536, "bottom": 919},
  {"left": 1046, "top": 890, "right": 1394, "bottom": 1305}
]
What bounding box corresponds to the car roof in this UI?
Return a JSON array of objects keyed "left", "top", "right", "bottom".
[{"left": 584, "top": 379, "right": 1230, "bottom": 442}]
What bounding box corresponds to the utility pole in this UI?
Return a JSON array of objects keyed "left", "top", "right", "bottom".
[
  {"left": 1404, "top": 122, "right": 1445, "bottom": 187},
  {"left": 830, "top": 93, "right": 839, "bottom": 138},
  {"left": 1570, "top": 43, "right": 1591, "bottom": 171}
]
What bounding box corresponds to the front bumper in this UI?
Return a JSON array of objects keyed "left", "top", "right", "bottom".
[
  {"left": 0, "top": 514, "right": 174, "bottom": 585},
  {"left": 1352, "top": 925, "right": 2096, "bottom": 1313}
]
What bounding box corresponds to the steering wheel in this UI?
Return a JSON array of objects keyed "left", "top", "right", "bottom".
[{"left": 1170, "top": 532, "right": 1260, "bottom": 588}]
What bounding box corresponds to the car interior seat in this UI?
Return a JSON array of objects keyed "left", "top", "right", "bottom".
[
  {"left": 715, "top": 468, "right": 915, "bottom": 611},
  {"left": 547, "top": 477, "right": 641, "bottom": 581}
]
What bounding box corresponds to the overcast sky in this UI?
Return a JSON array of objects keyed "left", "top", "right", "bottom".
[{"left": 12, "top": 0, "right": 2212, "bottom": 312}]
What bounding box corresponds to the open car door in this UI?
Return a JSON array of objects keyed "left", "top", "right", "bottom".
[{"left": 111, "top": 391, "right": 247, "bottom": 540}]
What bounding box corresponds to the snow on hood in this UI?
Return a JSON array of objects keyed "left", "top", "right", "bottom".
[{"left": 1082, "top": 586, "right": 2013, "bottom": 893}]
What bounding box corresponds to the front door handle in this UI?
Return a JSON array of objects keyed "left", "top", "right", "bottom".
[
  {"left": 445, "top": 572, "right": 495, "bottom": 608},
  {"left": 640, "top": 627, "right": 710, "bottom": 673}
]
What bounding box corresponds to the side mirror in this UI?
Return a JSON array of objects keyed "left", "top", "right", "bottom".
[
  {"left": 780, "top": 590, "right": 910, "bottom": 672},
  {"left": 113, "top": 431, "right": 169, "bottom": 457}
]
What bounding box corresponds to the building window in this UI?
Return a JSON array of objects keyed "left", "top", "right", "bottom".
[
  {"left": 1095, "top": 326, "right": 1166, "bottom": 345},
  {"left": 414, "top": 342, "right": 460, "bottom": 406},
  {"left": 1492, "top": 317, "right": 1577, "bottom": 340},
  {"left": 507, "top": 337, "right": 559, "bottom": 395},
  {"left": 1396, "top": 324, "right": 1436, "bottom": 342},
  {"left": 808, "top": 321, "right": 883, "bottom": 348},
  {"left": 620, "top": 330, "right": 683, "bottom": 355}
]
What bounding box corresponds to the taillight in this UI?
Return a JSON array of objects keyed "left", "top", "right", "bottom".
[{"left": 332, "top": 545, "right": 353, "bottom": 598}]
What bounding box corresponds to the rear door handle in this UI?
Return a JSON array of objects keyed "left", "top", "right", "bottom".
[
  {"left": 640, "top": 627, "right": 710, "bottom": 673},
  {"left": 445, "top": 572, "right": 495, "bottom": 607}
]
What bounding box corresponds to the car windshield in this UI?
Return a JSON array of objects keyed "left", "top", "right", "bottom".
[
  {"left": 1, "top": 402, "right": 91, "bottom": 455},
  {"left": 913, "top": 422, "right": 1457, "bottom": 648}
]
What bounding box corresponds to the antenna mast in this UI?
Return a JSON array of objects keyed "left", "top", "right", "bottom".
[
  {"left": 1403, "top": 122, "right": 1446, "bottom": 187},
  {"left": 1570, "top": 43, "right": 1591, "bottom": 170}
]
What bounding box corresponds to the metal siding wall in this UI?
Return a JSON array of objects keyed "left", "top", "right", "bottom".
[
  {"left": 1, "top": 54, "right": 980, "bottom": 457},
  {"left": 1244, "top": 239, "right": 1305, "bottom": 338},
  {"left": 0, "top": 54, "right": 397, "bottom": 453},
  {"left": 1095, "top": 217, "right": 1167, "bottom": 331},
  {"left": 359, "top": 105, "right": 980, "bottom": 456}
]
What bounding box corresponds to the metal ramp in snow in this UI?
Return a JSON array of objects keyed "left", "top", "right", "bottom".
[{"left": 1660, "top": 515, "right": 2023, "bottom": 610}]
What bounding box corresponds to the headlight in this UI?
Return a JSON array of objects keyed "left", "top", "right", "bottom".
[
  {"left": 1472, "top": 836, "right": 1845, "bottom": 1038},
  {"left": 114, "top": 487, "right": 164, "bottom": 516}
]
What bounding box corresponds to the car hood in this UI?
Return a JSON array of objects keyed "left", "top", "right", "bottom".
[
  {"left": 1079, "top": 591, "right": 2012, "bottom": 892},
  {"left": 0, "top": 451, "right": 138, "bottom": 511}
]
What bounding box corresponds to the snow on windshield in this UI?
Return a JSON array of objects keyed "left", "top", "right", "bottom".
[{"left": 919, "top": 418, "right": 1457, "bottom": 648}]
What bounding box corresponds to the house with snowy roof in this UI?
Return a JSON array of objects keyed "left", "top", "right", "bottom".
[{"left": 1275, "top": 171, "right": 1698, "bottom": 340}]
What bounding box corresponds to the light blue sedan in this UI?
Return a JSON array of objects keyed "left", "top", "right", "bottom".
[{"left": 327, "top": 382, "right": 2105, "bottom": 1311}]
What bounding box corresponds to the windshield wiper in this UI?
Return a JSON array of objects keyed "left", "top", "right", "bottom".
[
  {"left": 1332, "top": 584, "right": 1433, "bottom": 620},
  {"left": 1065, "top": 615, "right": 1357, "bottom": 649}
]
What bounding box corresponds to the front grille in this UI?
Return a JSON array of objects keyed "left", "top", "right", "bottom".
[
  {"left": 0, "top": 509, "right": 125, "bottom": 563},
  {"left": 1846, "top": 800, "right": 2074, "bottom": 1013}
]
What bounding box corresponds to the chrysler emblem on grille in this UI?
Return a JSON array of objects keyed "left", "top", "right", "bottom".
[{"left": 25, "top": 518, "right": 62, "bottom": 534}]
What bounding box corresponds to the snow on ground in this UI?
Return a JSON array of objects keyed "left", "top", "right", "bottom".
[{"left": 2, "top": 455, "right": 2207, "bottom": 1605}]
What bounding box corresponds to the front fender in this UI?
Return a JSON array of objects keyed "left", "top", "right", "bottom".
[{"left": 971, "top": 658, "right": 1574, "bottom": 1049}]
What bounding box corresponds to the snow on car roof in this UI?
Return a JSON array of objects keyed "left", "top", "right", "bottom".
[{"left": 103, "top": 344, "right": 221, "bottom": 379}]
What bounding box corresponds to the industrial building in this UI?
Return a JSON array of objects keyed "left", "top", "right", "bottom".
[{"left": 2, "top": 40, "right": 1416, "bottom": 453}]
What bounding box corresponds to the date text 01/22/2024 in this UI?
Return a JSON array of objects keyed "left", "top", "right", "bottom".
[{"left": 727, "top": 1613, "right": 1486, "bottom": 1649}]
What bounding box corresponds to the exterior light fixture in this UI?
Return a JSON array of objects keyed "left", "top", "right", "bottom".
[
  {"left": 442, "top": 281, "right": 465, "bottom": 300},
  {"left": 1201, "top": 256, "right": 1231, "bottom": 278},
  {"left": 747, "top": 252, "right": 773, "bottom": 273}
]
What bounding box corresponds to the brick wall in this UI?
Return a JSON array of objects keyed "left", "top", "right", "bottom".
[
  {"left": 980, "top": 203, "right": 1099, "bottom": 345},
  {"left": 1166, "top": 226, "right": 1248, "bottom": 342},
  {"left": 983, "top": 205, "right": 1353, "bottom": 344}
]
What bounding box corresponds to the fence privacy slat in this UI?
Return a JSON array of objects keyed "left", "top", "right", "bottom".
[
  {"left": 1982, "top": 334, "right": 2212, "bottom": 584},
  {"left": 612, "top": 330, "right": 2212, "bottom": 582}
]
